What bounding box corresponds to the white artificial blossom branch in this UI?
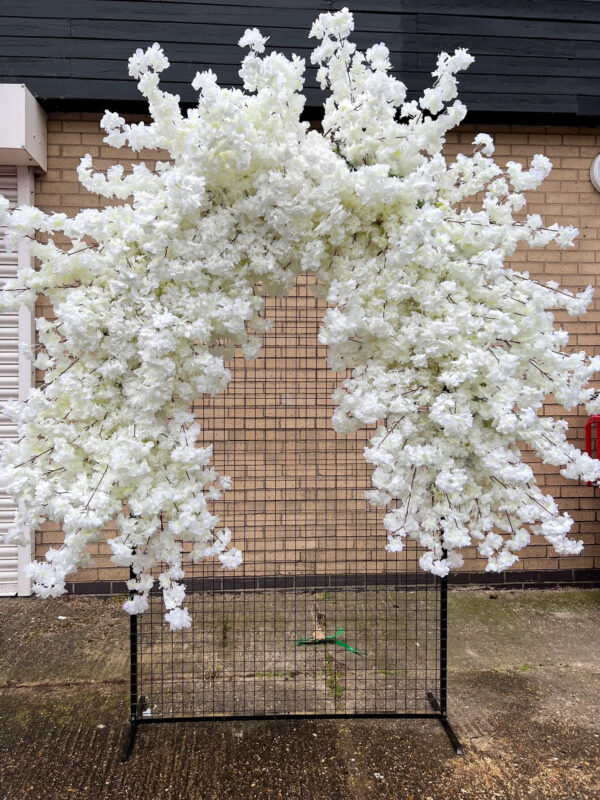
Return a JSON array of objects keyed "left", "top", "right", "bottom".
[{"left": 1, "top": 8, "right": 599, "bottom": 628}]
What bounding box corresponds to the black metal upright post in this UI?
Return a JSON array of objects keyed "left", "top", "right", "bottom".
[
  {"left": 427, "top": 570, "right": 463, "bottom": 754},
  {"left": 121, "top": 572, "right": 140, "bottom": 762},
  {"left": 440, "top": 572, "right": 448, "bottom": 718}
]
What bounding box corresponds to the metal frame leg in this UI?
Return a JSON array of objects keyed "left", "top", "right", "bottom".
[
  {"left": 120, "top": 717, "right": 138, "bottom": 763},
  {"left": 121, "top": 576, "right": 141, "bottom": 763},
  {"left": 426, "top": 567, "right": 463, "bottom": 755},
  {"left": 120, "top": 696, "right": 147, "bottom": 762},
  {"left": 426, "top": 691, "right": 463, "bottom": 755}
]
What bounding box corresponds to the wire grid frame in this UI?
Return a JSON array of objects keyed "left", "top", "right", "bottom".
[{"left": 133, "top": 275, "right": 444, "bottom": 723}]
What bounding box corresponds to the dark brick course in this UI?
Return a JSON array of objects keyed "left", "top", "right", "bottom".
[{"left": 65, "top": 568, "right": 600, "bottom": 596}]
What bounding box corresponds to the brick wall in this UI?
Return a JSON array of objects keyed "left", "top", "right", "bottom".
[
  {"left": 33, "top": 113, "right": 600, "bottom": 589},
  {"left": 446, "top": 124, "right": 600, "bottom": 585},
  {"left": 34, "top": 113, "right": 165, "bottom": 587}
]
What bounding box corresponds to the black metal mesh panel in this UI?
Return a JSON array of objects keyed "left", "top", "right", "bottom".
[{"left": 135, "top": 276, "right": 442, "bottom": 721}]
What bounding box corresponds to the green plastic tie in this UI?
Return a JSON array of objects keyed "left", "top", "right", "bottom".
[{"left": 295, "top": 626, "right": 365, "bottom": 656}]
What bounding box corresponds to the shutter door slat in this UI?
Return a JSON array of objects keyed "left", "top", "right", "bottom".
[{"left": 0, "top": 426, "right": 18, "bottom": 438}]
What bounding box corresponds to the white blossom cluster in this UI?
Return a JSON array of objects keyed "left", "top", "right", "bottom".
[{"left": 0, "top": 9, "right": 598, "bottom": 628}]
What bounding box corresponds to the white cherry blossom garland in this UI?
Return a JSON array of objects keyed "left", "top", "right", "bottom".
[{"left": 1, "top": 8, "right": 599, "bottom": 629}]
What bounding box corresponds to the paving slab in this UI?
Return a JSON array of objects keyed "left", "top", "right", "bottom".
[{"left": 0, "top": 588, "right": 598, "bottom": 800}]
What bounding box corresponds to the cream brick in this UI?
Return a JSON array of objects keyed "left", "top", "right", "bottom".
[
  {"left": 62, "top": 119, "right": 102, "bottom": 133},
  {"left": 62, "top": 144, "right": 98, "bottom": 158}
]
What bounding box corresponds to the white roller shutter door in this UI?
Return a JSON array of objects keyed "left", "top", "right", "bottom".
[{"left": 0, "top": 165, "right": 34, "bottom": 595}]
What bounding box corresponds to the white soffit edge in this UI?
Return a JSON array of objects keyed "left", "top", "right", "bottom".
[
  {"left": 0, "top": 84, "right": 47, "bottom": 173},
  {"left": 591, "top": 155, "right": 600, "bottom": 194}
]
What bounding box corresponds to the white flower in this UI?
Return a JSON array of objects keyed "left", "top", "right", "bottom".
[
  {"left": 163, "top": 582, "right": 186, "bottom": 610},
  {"left": 238, "top": 28, "right": 269, "bottom": 53},
  {"left": 123, "top": 594, "right": 149, "bottom": 615},
  {"left": 385, "top": 535, "right": 404, "bottom": 553},
  {"left": 473, "top": 133, "right": 494, "bottom": 156},
  {"left": 446, "top": 48, "right": 474, "bottom": 72},
  {"left": 326, "top": 7, "right": 354, "bottom": 39},
  {"left": 192, "top": 69, "right": 218, "bottom": 93},
  {"left": 219, "top": 547, "right": 243, "bottom": 570},
  {"left": 555, "top": 226, "right": 577, "bottom": 248},
  {"left": 310, "top": 8, "right": 353, "bottom": 41},
  {"left": 435, "top": 469, "right": 468, "bottom": 494},
  {"left": 366, "top": 43, "right": 390, "bottom": 71},
  {"left": 100, "top": 111, "right": 125, "bottom": 135},
  {"left": 0, "top": 195, "right": 9, "bottom": 225},
  {"left": 420, "top": 87, "right": 444, "bottom": 115},
  {"left": 165, "top": 607, "right": 192, "bottom": 631},
  {"left": 128, "top": 42, "right": 169, "bottom": 78}
]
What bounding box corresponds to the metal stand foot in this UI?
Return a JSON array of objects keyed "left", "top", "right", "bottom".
[
  {"left": 120, "top": 695, "right": 146, "bottom": 763},
  {"left": 426, "top": 692, "right": 463, "bottom": 755},
  {"left": 120, "top": 719, "right": 138, "bottom": 763}
]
